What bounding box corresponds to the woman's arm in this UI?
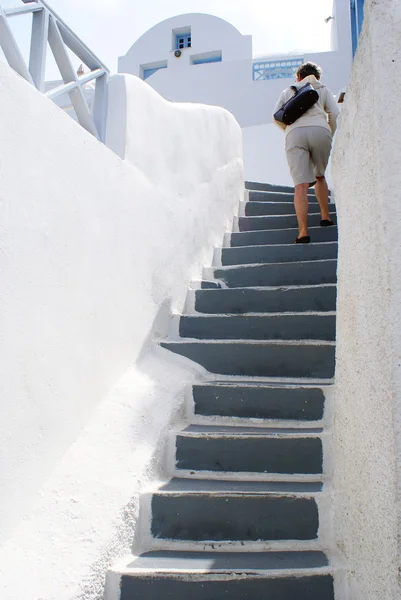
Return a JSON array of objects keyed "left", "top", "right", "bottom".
[{"left": 324, "top": 88, "right": 340, "bottom": 135}]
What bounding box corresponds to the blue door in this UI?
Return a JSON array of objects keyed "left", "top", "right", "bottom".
[{"left": 350, "top": 0, "right": 365, "bottom": 56}]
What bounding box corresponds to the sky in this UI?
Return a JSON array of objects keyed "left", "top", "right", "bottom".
[{"left": 2, "top": 0, "right": 335, "bottom": 76}]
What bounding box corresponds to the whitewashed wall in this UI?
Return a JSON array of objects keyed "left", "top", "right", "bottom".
[
  {"left": 0, "top": 65, "right": 243, "bottom": 599},
  {"left": 331, "top": 0, "right": 401, "bottom": 597},
  {"left": 242, "top": 123, "right": 292, "bottom": 186},
  {"left": 118, "top": 12, "right": 253, "bottom": 76}
]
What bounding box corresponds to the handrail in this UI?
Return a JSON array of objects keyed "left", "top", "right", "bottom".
[
  {"left": 23, "top": 0, "right": 109, "bottom": 72},
  {"left": 0, "top": 0, "right": 109, "bottom": 141},
  {"left": 45, "top": 68, "right": 105, "bottom": 100},
  {"left": 5, "top": 3, "right": 42, "bottom": 16}
]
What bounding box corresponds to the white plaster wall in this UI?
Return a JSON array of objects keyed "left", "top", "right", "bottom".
[
  {"left": 0, "top": 64, "right": 243, "bottom": 599},
  {"left": 242, "top": 123, "right": 292, "bottom": 186},
  {"left": 331, "top": 1, "right": 401, "bottom": 597}
]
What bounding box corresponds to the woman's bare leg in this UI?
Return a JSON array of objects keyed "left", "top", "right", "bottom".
[
  {"left": 315, "top": 176, "right": 331, "bottom": 221},
  {"left": 294, "top": 183, "right": 310, "bottom": 238}
]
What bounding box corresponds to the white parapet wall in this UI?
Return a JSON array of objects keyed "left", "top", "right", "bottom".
[
  {"left": 331, "top": 0, "right": 401, "bottom": 598},
  {"left": 0, "top": 65, "right": 243, "bottom": 599},
  {"left": 241, "top": 123, "right": 293, "bottom": 186}
]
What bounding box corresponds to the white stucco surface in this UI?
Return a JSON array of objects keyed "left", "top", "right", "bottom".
[
  {"left": 331, "top": 1, "right": 401, "bottom": 597},
  {"left": 118, "top": 12, "right": 252, "bottom": 76},
  {"left": 242, "top": 123, "right": 293, "bottom": 186},
  {"left": 0, "top": 64, "right": 242, "bottom": 599}
]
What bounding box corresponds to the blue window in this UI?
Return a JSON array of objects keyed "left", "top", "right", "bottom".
[
  {"left": 350, "top": 0, "right": 365, "bottom": 56},
  {"left": 143, "top": 64, "right": 167, "bottom": 80},
  {"left": 253, "top": 58, "right": 304, "bottom": 81},
  {"left": 176, "top": 33, "right": 191, "bottom": 50},
  {"left": 192, "top": 52, "right": 222, "bottom": 66}
]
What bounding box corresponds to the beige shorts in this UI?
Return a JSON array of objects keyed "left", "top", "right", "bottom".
[{"left": 285, "top": 126, "right": 332, "bottom": 186}]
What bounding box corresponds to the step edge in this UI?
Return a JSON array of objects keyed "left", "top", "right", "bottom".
[
  {"left": 181, "top": 311, "right": 337, "bottom": 318},
  {"left": 192, "top": 382, "right": 331, "bottom": 389},
  {"left": 145, "top": 539, "right": 328, "bottom": 553},
  {"left": 213, "top": 258, "right": 338, "bottom": 270},
  {"left": 117, "top": 565, "right": 334, "bottom": 578},
  {"left": 242, "top": 201, "right": 326, "bottom": 207},
  {"left": 151, "top": 489, "right": 322, "bottom": 497},
  {"left": 161, "top": 339, "right": 336, "bottom": 346},
  {"left": 239, "top": 212, "right": 332, "bottom": 220},
  {"left": 172, "top": 471, "right": 326, "bottom": 483},
  {"left": 232, "top": 225, "right": 338, "bottom": 234},
  {"left": 175, "top": 431, "right": 324, "bottom": 438},
  {"left": 195, "top": 283, "right": 337, "bottom": 291},
  {"left": 220, "top": 242, "right": 338, "bottom": 250}
]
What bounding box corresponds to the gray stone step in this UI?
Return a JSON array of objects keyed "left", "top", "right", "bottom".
[
  {"left": 161, "top": 340, "right": 335, "bottom": 378},
  {"left": 246, "top": 180, "right": 331, "bottom": 195},
  {"left": 180, "top": 314, "right": 336, "bottom": 341},
  {"left": 220, "top": 242, "right": 338, "bottom": 266},
  {"left": 245, "top": 201, "right": 335, "bottom": 216},
  {"left": 239, "top": 213, "right": 336, "bottom": 231},
  {"left": 159, "top": 478, "right": 323, "bottom": 492},
  {"left": 213, "top": 259, "right": 337, "bottom": 288},
  {"left": 193, "top": 383, "right": 325, "bottom": 421},
  {"left": 244, "top": 201, "right": 310, "bottom": 215},
  {"left": 121, "top": 552, "right": 334, "bottom": 599},
  {"left": 200, "top": 280, "right": 222, "bottom": 289},
  {"left": 124, "top": 549, "right": 328, "bottom": 570},
  {"left": 151, "top": 483, "right": 319, "bottom": 541},
  {"left": 175, "top": 427, "right": 323, "bottom": 474},
  {"left": 248, "top": 191, "right": 304, "bottom": 203},
  {"left": 248, "top": 191, "right": 331, "bottom": 203},
  {"left": 195, "top": 285, "right": 337, "bottom": 314},
  {"left": 230, "top": 226, "right": 338, "bottom": 246},
  {"left": 246, "top": 181, "right": 297, "bottom": 193}
]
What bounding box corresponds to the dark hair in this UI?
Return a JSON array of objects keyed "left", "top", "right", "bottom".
[{"left": 296, "top": 62, "right": 322, "bottom": 81}]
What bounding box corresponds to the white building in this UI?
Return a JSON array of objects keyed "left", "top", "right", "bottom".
[{"left": 118, "top": 1, "right": 353, "bottom": 184}]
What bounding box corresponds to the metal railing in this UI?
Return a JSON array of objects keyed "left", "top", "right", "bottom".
[
  {"left": 253, "top": 58, "right": 304, "bottom": 81},
  {"left": 0, "top": 0, "right": 109, "bottom": 141}
]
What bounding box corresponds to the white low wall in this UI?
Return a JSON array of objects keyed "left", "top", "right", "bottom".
[
  {"left": 0, "top": 65, "right": 243, "bottom": 599},
  {"left": 242, "top": 123, "right": 293, "bottom": 186},
  {"left": 331, "top": 1, "right": 401, "bottom": 597}
]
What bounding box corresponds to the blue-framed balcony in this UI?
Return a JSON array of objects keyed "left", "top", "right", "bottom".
[{"left": 252, "top": 58, "right": 304, "bottom": 81}]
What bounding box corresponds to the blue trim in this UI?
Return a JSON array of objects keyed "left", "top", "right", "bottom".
[
  {"left": 350, "top": 0, "right": 365, "bottom": 56},
  {"left": 192, "top": 55, "right": 222, "bottom": 65},
  {"left": 175, "top": 33, "right": 191, "bottom": 50},
  {"left": 357, "top": 0, "right": 365, "bottom": 32},
  {"left": 350, "top": 0, "right": 358, "bottom": 55},
  {"left": 143, "top": 65, "right": 167, "bottom": 80}
]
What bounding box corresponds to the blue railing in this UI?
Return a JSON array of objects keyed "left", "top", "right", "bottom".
[{"left": 253, "top": 58, "right": 303, "bottom": 81}]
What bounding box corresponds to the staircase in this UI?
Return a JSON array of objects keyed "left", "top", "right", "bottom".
[{"left": 113, "top": 181, "right": 339, "bottom": 599}]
